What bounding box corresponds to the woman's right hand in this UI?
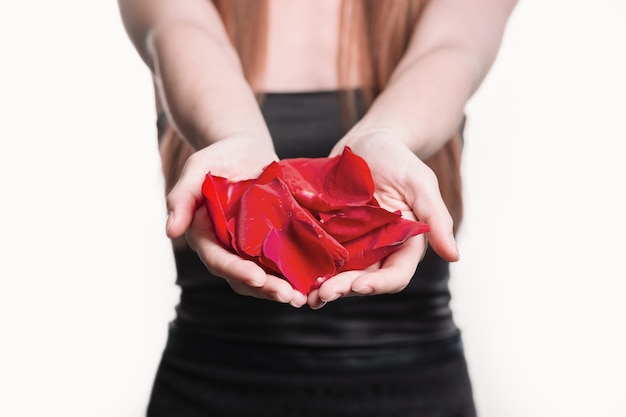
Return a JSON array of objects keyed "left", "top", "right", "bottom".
[{"left": 165, "top": 135, "right": 308, "bottom": 308}]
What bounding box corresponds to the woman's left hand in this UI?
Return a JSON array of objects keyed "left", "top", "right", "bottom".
[{"left": 307, "top": 131, "right": 459, "bottom": 309}]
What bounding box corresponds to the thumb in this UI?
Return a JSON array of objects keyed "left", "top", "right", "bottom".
[
  {"left": 423, "top": 212, "right": 459, "bottom": 262},
  {"left": 407, "top": 167, "right": 460, "bottom": 262},
  {"left": 165, "top": 176, "right": 204, "bottom": 239}
]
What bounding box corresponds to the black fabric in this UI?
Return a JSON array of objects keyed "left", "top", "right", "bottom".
[
  {"left": 148, "top": 321, "right": 476, "bottom": 417},
  {"left": 260, "top": 90, "right": 366, "bottom": 159}
]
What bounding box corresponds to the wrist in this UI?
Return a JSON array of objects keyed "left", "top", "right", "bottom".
[
  {"left": 336, "top": 124, "right": 416, "bottom": 155},
  {"left": 341, "top": 115, "right": 457, "bottom": 160}
]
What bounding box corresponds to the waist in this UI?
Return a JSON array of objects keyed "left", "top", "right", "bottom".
[
  {"left": 165, "top": 319, "right": 465, "bottom": 374},
  {"left": 173, "top": 246, "right": 458, "bottom": 348}
]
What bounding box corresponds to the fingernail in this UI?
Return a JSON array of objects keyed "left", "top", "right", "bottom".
[
  {"left": 324, "top": 292, "right": 342, "bottom": 302},
  {"left": 166, "top": 210, "right": 175, "bottom": 233},
  {"left": 271, "top": 291, "right": 290, "bottom": 303},
  {"left": 312, "top": 301, "right": 327, "bottom": 310},
  {"left": 449, "top": 233, "right": 460, "bottom": 259},
  {"left": 353, "top": 285, "right": 373, "bottom": 295},
  {"left": 245, "top": 277, "right": 265, "bottom": 288}
]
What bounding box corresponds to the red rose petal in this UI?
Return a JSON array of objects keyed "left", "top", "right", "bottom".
[
  {"left": 202, "top": 173, "right": 259, "bottom": 248},
  {"left": 279, "top": 147, "right": 374, "bottom": 212},
  {"left": 263, "top": 220, "right": 340, "bottom": 294},
  {"left": 341, "top": 219, "right": 430, "bottom": 271},
  {"left": 234, "top": 179, "right": 292, "bottom": 258},
  {"left": 319, "top": 204, "right": 402, "bottom": 242},
  {"left": 201, "top": 174, "right": 231, "bottom": 248},
  {"left": 234, "top": 178, "right": 348, "bottom": 291},
  {"left": 202, "top": 147, "right": 431, "bottom": 293},
  {"left": 255, "top": 161, "right": 284, "bottom": 184}
]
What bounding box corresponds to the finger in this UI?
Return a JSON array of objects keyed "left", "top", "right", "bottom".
[
  {"left": 306, "top": 289, "right": 325, "bottom": 309},
  {"left": 193, "top": 232, "right": 298, "bottom": 302},
  {"left": 165, "top": 155, "right": 207, "bottom": 238},
  {"left": 189, "top": 208, "right": 267, "bottom": 287},
  {"left": 316, "top": 261, "right": 381, "bottom": 302},
  {"left": 197, "top": 240, "right": 307, "bottom": 305},
  {"left": 406, "top": 164, "right": 459, "bottom": 262},
  {"left": 289, "top": 290, "right": 308, "bottom": 308},
  {"left": 350, "top": 234, "right": 426, "bottom": 294},
  {"left": 228, "top": 274, "right": 307, "bottom": 307},
  {"left": 189, "top": 209, "right": 308, "bottom": 306},
  {"left": 165, "top": 198, "right": 198, "bottom": 239},
  {"left": 199, "top": 239, "right": 269, "bottom": 288},
  {"left": 316, "top": 270, "right": 364, "bottom": 302}
]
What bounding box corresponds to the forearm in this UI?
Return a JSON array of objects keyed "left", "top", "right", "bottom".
[
  {"left": 148, "top": 24, "right": 273, "bottom": 149},
  {"left": 118, "top": 0, "right": 272, "bottom": 150},
  {"left": 346, "top": 0, "right": 518, "bottom": 159}
]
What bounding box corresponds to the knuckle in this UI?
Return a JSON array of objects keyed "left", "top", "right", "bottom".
[
  {"left": 390, "top": 281, "right": 410, "bottom": 294},
  {"left": 184, "top": 150, "right": 202, "bottom": 167},
  {"left": 377, "top": 271, "right": 410, "bottom": 294},
  {"left": 229, "top": 282, "right": 251, "bottom": 297}
]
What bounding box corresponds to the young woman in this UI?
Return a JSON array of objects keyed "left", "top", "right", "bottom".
[{"left": 119, "top": 0, "right": 517, "bottom": 415}]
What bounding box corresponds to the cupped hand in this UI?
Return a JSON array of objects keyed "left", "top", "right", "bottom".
[
  {"left": 308, "top": 132, "right": 459, "bottom": 308},
  {"left": 165, "top": 135, "right": 308, "bottom": 307}
]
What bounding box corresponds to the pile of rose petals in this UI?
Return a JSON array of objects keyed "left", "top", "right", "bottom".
[{"left": 201, "top": 147, "right": 429, "bottom": 295}]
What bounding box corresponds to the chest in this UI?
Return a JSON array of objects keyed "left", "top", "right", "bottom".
[{"left": 261, "top": 0, "right": 357, "bottom": 92}]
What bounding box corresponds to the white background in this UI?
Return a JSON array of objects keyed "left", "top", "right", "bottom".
[{"left": 1, "top": 1, "right": 625, "bottom": 416}]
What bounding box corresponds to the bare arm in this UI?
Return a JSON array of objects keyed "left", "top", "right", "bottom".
[
  {"left": 315, "top": 0, "right": 518, "bottom": 305},
  {"left": 340, "top": 0, "right": 518, "bottom": 158},
  {"left": 117, "top": 0, "right": 272, "bottom": 150},
  {"left": 118, "top": 1, "right": 303, "bottom": 306}
]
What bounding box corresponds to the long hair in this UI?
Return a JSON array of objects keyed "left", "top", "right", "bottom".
[{"left": 159, "top": 0, "right": 464, "bottom": 231}]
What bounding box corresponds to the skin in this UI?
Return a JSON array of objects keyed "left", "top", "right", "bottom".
[{"left": 118, "top": 0, "right": 518, "bottom": 309}]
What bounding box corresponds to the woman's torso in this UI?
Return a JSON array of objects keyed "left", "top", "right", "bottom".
[
  {"left": 172, "top": 91, "right": 458, "bottom": 348},
  {"left": 166, "top": 1, "right": 459, "bottom": 348}
]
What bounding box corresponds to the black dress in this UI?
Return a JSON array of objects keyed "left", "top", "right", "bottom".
[{"left": 147, "top": 91, "right": 476, "bottom": 417}]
